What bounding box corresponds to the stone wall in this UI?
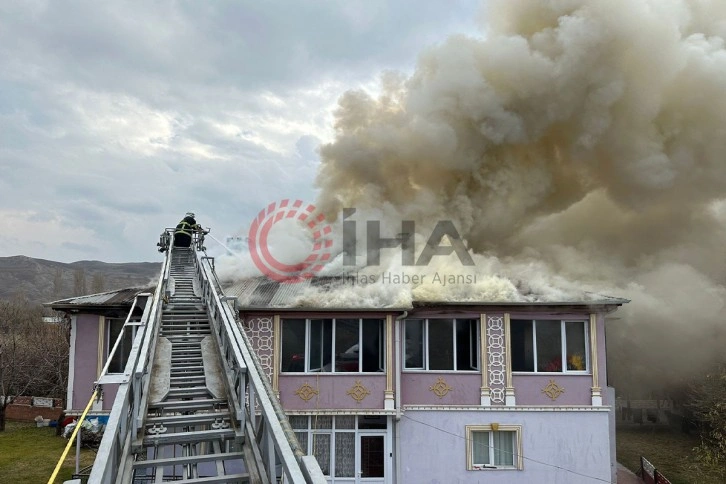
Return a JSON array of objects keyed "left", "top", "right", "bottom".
[{"left": 4, "top": 396, "right": 64, "bottom": 422}]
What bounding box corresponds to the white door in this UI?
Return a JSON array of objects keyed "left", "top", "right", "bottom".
[{"left": 357, "top": 433, "right": 386, "bottom": 484}]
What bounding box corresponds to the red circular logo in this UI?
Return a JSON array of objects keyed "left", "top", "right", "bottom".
[{"left": 248, "top": 199, "right": 333, "bottom": 282}]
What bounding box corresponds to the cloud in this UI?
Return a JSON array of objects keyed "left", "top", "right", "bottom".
[{"left": 0, "top": 0, "right": 480, "bottom": 262}]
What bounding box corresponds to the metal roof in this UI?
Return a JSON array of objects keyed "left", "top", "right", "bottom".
[
  {"left": 46, "top": 286, "right": 156, "bottom": 310},
  {"left": 222, "top": 276, "right": 628, "bottom": 310}
]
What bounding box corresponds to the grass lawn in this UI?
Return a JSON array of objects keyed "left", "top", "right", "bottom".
[
  {"left": 0, "top": 421, "right": 96, "bottom": 484},
  {"left": 617, "top": 426, "right": 724, "bottom": 484}
]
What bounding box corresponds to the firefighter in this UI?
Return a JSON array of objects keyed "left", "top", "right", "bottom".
[{"left": 174, "top": 212, "right": 201, "bottom": 248}]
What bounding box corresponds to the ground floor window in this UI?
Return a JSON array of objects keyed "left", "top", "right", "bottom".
[
  {"left": 465, "top": 424, "right": 522, "bottom": 470},
  {"left": 289, "top": 415, "right": 388, "bottom": 481}
]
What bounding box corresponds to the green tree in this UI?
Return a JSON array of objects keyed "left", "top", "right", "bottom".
[{"left": 690, "top": 366, "right": 726, "bottom": 479}]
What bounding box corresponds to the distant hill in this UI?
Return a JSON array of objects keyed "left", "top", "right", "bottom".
[{"left": 0, "top": 256, "right": 161, "bottom": 303}]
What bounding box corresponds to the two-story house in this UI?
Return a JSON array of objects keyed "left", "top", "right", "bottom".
[
  {"left": 52, "top": 277, "right": 625, "bottom": 484},
  {"left": 226, "top": 276, "right": 626, "bottom": 484}
]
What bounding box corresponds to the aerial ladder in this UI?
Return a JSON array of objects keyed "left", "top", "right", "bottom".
[{"left": 86, "top": 229, "right": 324, "bottom": 484}]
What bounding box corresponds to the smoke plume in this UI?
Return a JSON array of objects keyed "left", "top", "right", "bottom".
[{"left": 310, "top": 0, "right": 726, "bottom": 393}]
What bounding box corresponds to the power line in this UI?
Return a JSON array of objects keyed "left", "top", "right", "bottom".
[{"left": 401, "top": 413, "right": 612, "bottom": 483}]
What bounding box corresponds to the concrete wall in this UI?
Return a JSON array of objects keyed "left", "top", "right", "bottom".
[{"left": 398, "top": 409, "right": 611, "bottom": 484}]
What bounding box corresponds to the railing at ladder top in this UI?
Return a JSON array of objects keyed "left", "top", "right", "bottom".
[{"left": 85, "top": 228, "right": 324, "bottom": 484}]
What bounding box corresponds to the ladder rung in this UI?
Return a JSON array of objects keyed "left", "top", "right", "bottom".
[
  {"left": 142, "top": 427, "right": 236, "bottom": 445},
  {"left": 132, "top": 451, "right": 245, "bottom": 468}
]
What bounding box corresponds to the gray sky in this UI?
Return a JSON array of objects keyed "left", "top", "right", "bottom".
[{"left": 1, "top": 0, "right": 482, "bottom": 263}]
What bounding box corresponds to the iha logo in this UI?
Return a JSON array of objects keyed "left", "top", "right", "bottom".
[{"left": 248, "top": 200, "right": 333, "bottom": 282}]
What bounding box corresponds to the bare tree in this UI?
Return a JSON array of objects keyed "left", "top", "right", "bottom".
[
  {"left": 73, "top": 268, "right": 87, "bottom": 296},
  {"left": 52, "top": 267, "right": 65, "bottom": 299},
  {"left": 0, "top": 297, "right": 46, "bottom": 431},
  {"left": 90, "top": 272, "right": 106, "bottom": 294}
]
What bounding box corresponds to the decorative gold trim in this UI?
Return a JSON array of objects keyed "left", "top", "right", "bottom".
[
  {"left": 347, "top": 380, "right": 371, "bottom": 403},
  {"left": 429, "top": 377, "right": 453, "bottom": 399},
  {"left": 590, "top": 314, "right": 599, "bottom": 389},
  {"left": 504, "top": 313, "right": 512, "bottom": 387},
  {"left": 97, "top": 315, "right": 105, "bottom": 377},
  {"left": 386, "top": 315, "right": 393, "bottom": 393},
  {"left": 294, "top": 382, "right": 318, "bottom": 402},
  {"left": 273, "top": 315, "right": 281, "bottom": 393},
  {"left": 504, "top": 313, "right": 515, "bottom": 404},
  {"left": 541, "top": 379, "right": 565, "bottom": 401}
]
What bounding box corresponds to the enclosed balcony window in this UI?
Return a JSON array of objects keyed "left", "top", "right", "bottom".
[
  {"left": 281, "top": 318, "right": 385, "bottom": 373},
  {"left": 511, "top": 320, "right": 588, "bottom": 373},
  {"left": 404, "top": 318, "right": 479, "bottom": 371}
]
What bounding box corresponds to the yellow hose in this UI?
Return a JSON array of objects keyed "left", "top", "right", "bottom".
[{"left": 47, "top": 389, "right": 98, "bottom": 484}]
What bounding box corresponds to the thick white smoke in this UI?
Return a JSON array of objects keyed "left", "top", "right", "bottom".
[{"left": 307, "top": 0, "right": 726, "bottom": 392}]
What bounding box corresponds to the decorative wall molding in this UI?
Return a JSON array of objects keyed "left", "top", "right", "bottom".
[
  {"left": 403, "top": 404, "right": 611, "bottom": 412},
  {"left": 246, "top": 316, "right": 274, "bottom": 384},
  {"left": 286, "top": 409, "right": 397, "bottom": 416},
  {"left": 347, "top": 380, "right": 371, "bottom": 403},
  {"left": 480, "top": 313, "right": 490, "bottom": 405},
  {"left": 541, "top": 379, "right": 566, "bottom": 401},
  {"left": 486, "top": 315, "right": 505, "bottom": 404},
  {"left": 294, "top": 382, "right": 319, "bottom": 402},
  {"left": 429, "top": 377, "right": 453, "bottom": 399}
]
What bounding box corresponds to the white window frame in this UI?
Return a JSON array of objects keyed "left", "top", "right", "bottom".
[
  {"left": 403, "top": 318, "right": 480, "bottom": 371},
  {"left": 465, "top": 424, "right": 523, "bottom": 470},
  {"left": 511, "top": 319, "right": 590, "bottom": 374},
  {"left": 282, "top": 318, "right": 385, "bottom": 374},
  {"left": 290, "top": 415, "right": 390, "bottom": 481}
]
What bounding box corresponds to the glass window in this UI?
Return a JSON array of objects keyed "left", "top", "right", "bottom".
[
  {"left": 335, "top": 433, "right": 355, "bottom": 477},
  {"left": 428, "top": 319, "right": 454, "bottom": 370},
  {"left": 536, "top": 320, "right": 562, "bottom": 372},
  {"left": 281, "top": 319, "right": 384, "bottom": 373},
  {"left": 404, "top": 319, "right": 424, "bottom": 369},
  {"left": 312, "top": 433, "right": 331, "bottom": 475},
  {"left": 565, "top": 322, "right": 587, "bottom": 370},
  {"left": 404, "top": 318, "right": 479, "bottom": 371},
  {"left": 335, "top": 319, "right": 359, "bottom": 373},
  {"left": 293, "top": 416, "right": 388, "bottom": 479},
  {"left": 309, "top": 319, "right": 333, "bottom": 372},
  {"left": 107, "top": 318, "right": 134, "bottom": 374},
  {"left": 281, "top": 319, "right": 306, "bottom": 372},
  {"left": 511, "top": 320, "right": 534, "bottom": 371},
  {"left": 467, "top": 425, "right": 521, "bottom": 470},
  {"left": 457, "top": 319, "right": 478, "bottom": 371},
  {"left": 511, "top": 320, "right": 588, "bottom": 373}
]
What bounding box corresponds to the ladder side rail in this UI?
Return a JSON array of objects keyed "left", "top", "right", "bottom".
[
  {"left": 87, "top": 243, "right": 173, "bottom": 484},
  {"left": 133, "top": 231, "right": 174, "bottom": 435},
  {"left": 197, "top": 254, "right": 307, "bottom": 483},
  {"left": 193, "top": 254, "right": 248, "bottom": 434},
  {"left": 196, "top": 254, "right": 324, "bottom": 484}
]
